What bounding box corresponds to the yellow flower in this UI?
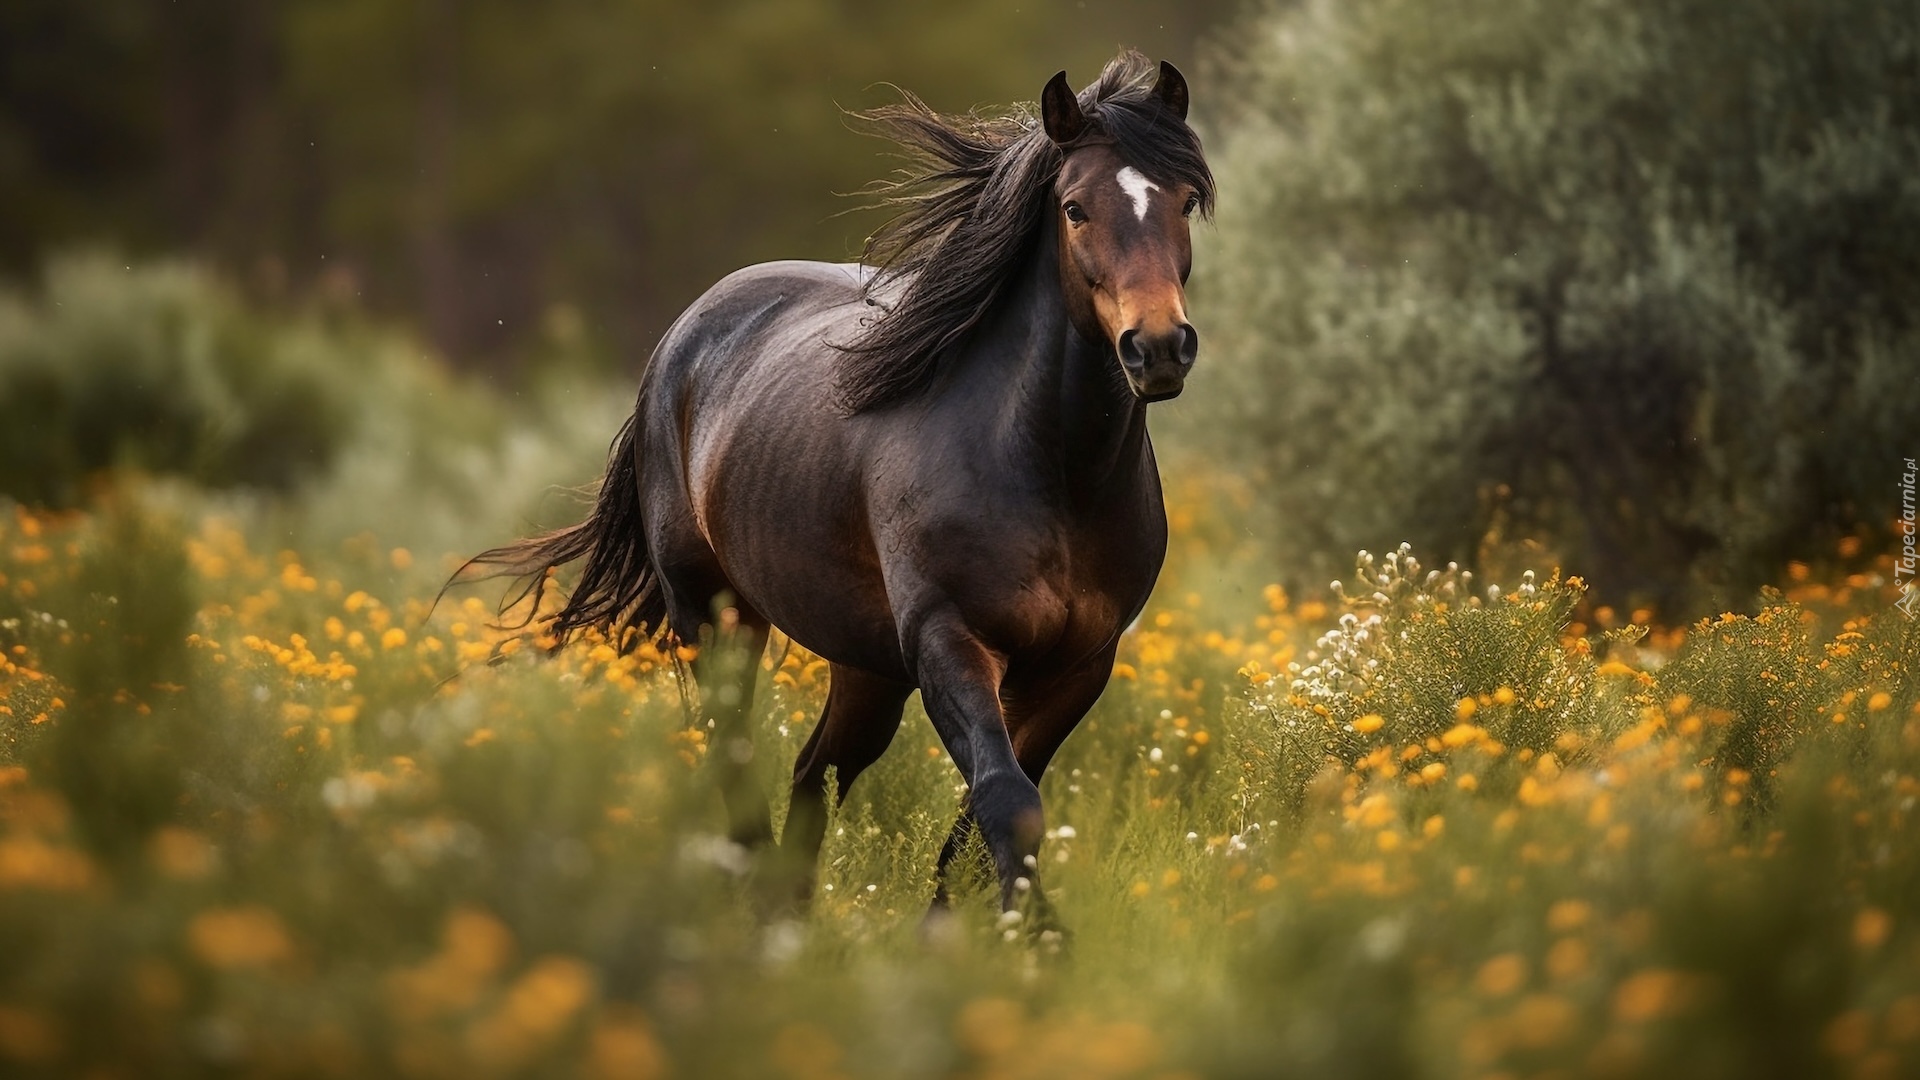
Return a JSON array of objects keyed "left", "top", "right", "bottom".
[
  {"left": 0, "top": 1006, "right": 62, "bottom": 1064},
  {"left": 465, "top": 956, "right": 596, "bottom": 1068},
  {"left": 1546, "top": 899, "right": 1591, "bottom": 932},
  {"left": 1612, "top": 969, "right": 1700, "bottom": 1023},
  {"left": 1546, "top": 938, "right": 1590, "bottom": 982},
  {"left": 1475, "top": 953, "right": 1528, "bottom": 997},
  {"left": 150, "top": 828, "right": 217, "bottom": 881},
  {"left": 1854, "top": 907, "right": 1893, "bottom": 950},
  {"left": 590, "top": 1007, "right": 667, "bottom": 1080},
  {"left": 0, "top": 837, "right": 95, "bottom": 891},
  {"left": 1454, "top": 697, "right": 1478, "bottom": 721},
  {"left": 1353, "top": 713, "right": 1384, "bottom": 734},
  {"left": 187, "top": 906, "right": 294, "bottom": 970},
  {"left": 1508, "top": 993, "right": 1578, "bottom": 1049},
  {"left": 381, "top": 627, "right": 408, "bottom": 650},
  {"left": 1886, "top": 996, "right": 1920, "bottom": 1043},
  {"left": 1823, "top": 1010, "right": 1873, "bottom": 1060}
]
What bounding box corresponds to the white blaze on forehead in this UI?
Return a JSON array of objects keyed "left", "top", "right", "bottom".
[{"left": 1115, "top": 166, "right": 1160, "bottom": 221}]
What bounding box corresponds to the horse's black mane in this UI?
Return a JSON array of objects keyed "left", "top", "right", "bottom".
[{"left": 835, "top": 50, "right": 1214, "bottom": 414}]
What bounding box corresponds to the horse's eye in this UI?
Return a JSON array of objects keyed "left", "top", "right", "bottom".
[
  {"left": 1182, "top": 194, "right": 1201, "bottom": 218},
  {"left": 1063, "top": 202, "right": 1088, "bottom": 225}
]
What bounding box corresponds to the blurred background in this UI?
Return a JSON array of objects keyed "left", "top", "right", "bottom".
[
  {"left": 4, "top": 5, "right": 1920, "bottom": 1076},
  {"left": 0, "top": 0, "right": 1230, "bottom": 372},
  {"left": 3, "top": 0, "right": 1916, "bottom": 613}
]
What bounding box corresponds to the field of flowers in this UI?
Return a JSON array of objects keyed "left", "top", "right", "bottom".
[{"left": 2, "top": 482, "right": 1917, "bottom": 1078}]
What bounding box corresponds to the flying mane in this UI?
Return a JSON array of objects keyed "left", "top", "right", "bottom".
[{"left": 836, "top": 50, "right": 1215, "bottom": 414}]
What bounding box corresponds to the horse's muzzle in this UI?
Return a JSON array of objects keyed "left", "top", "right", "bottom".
[{"left": 1117, "top": 324, "right": 1198, "bottom": 402}]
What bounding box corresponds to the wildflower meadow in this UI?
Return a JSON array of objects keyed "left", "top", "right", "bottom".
[
  {"left": 5, "top": 0, "right": 1919, "bottom": 1071},
  {"left": 2, "top": 464, "right": 1916, "bottom": 1077}
]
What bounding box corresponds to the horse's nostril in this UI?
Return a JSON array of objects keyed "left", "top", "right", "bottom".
[
  {"left": 1178, "top": 324, "right": 1199, "bottom": 366},
  {"left": 1117, "top": 329, "right": 1144, "bottom": 369}
]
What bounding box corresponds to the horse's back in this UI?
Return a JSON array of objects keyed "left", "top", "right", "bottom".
[{"left": 636, "top": 260, "right": 910, "bottom": 675}]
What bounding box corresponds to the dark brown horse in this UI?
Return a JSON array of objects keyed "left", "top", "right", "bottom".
[{"left": 464, "top": 51, "right": 1212, "bottom": 925}]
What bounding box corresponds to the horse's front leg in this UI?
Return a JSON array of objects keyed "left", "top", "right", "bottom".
[
  {"left": 927, "top": 655, "right": 1113, "bottom": 931},
  {"left": 910, "top": 612, "right": 1046, "bottom": 918}
]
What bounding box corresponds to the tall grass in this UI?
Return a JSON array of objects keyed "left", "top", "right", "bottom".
[
  {"left": 2, "top": 486, "right": 1916, "bottom": 1077},
  {"left": 2, "top": 256, "right": 1917, "bottom": 1076}
]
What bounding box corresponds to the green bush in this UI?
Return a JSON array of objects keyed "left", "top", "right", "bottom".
[
  {"left": 1188, "top": 0, "right": 1920, "bottom": 613},
  {"left": 0, "top": 254, "right": 355, "bottom": 504},
  {"left": 0, "top": 251, "right": 632, "bottom": 572}
]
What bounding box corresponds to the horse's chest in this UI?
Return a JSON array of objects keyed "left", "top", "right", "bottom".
[{"left": 919, "top": 506, "right": 1162, "bottom": 664}]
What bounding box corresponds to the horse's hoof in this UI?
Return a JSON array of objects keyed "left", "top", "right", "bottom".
[
  {"left": 1035, "top": 924, "right": 1073, "bottom": 957},
  {"left": 919, "top": 902, "right": 963, "bottom": 949}
]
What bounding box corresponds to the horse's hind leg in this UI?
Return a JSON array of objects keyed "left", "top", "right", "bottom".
[
  {"left": 688, "top": 601, "right": 773, "bottom": 847},
  {"left": 777, "top": 664, "right": 912, "bottom": 898}
]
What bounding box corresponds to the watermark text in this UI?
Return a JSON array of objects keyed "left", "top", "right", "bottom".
[{"left": 1899, "top": 457, "right": 1917, "bottom": 618}]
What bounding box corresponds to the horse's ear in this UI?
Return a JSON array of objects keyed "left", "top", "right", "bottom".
[
  {"left": 1152, "top": 60, "right": 1189, "bottom": 121},
  {"left": 1041, "top": 70, "right": 1086, "bottom": 145}
]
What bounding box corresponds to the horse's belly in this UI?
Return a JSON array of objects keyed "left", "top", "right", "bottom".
[
  {"left": 735, "top": 559, "right": 909, "bottom": 680},
  {"left": 693, "top": 454, "right": 909, "bottom": 679}
]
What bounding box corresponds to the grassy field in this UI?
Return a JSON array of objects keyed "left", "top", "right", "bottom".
[{"left": 2, "top": 482, "right": 1916, "bottom": 1079}]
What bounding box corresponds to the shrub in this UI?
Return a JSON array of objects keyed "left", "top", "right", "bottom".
[
  {"left": 0, "top": 251, "right": 631, "bottom": 571},
  {"left": 1189, "top": 0, "right": 1920, "bottom": 613},
  {"left": 0, "top": 254, "right": 355, "bottom": 504}
]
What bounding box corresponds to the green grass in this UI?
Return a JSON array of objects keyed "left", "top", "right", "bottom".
[
  {"left": 2, "top": 257, "right": 1916, "bottom": 1079},
  {"left": 3, "top": 490, "right": 1917, "bottom": 1079}
]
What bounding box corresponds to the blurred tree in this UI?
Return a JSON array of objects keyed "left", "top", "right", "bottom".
[
  {"left": 0, "top": 0, "right": 1235, "bottom": 373},
  {"left": 1187, "top": 0, "right": 1920, "bottom": 613}
]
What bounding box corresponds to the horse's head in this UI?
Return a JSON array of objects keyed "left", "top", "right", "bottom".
[{"left": 1043, "top": 62, "right": 1203, "bottom": 403}]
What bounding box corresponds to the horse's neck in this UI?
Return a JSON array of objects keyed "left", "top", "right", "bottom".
[
  {"left": 979, "top": 243, "right": 1154, "bottom": 496},
  {"left": 1052, "top": 327, "right": 1153, "bottom": 493}
]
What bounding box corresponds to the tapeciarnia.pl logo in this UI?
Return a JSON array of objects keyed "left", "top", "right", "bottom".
[{"left": 1899, "top": 457, "right": 1918, "bottom": 619}]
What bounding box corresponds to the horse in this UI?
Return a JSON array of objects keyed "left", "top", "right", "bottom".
[{"left": 462, "top": 51, "right": 1213, "bottom": 927}]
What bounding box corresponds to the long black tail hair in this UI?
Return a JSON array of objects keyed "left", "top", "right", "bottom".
[{"left": 450, "top": 413, "right": 669, "bottom": 650}]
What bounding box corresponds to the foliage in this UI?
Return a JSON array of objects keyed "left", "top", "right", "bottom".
[
  {"left": 1187, "top": 0, "right": 1920, "bottom": 612},
  {"left": 0, "top": 254, "right": 355, "bottom": 504},
  {"left": 2, "top": 479, "right": 1917, "bottom": 1077},
  {"left": 0, "top": 252, "right": 633, "bottom": 568},
  {"left": 0, "top": 0, "right": 1234, "bottom": 368}
]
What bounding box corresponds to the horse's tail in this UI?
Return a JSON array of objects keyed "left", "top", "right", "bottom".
[{"left": 449, "top": 413, "right": 669, "bottom": 651}]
